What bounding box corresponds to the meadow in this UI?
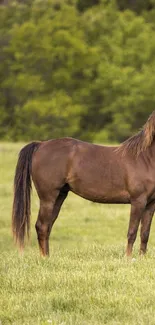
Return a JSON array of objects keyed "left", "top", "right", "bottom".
[{"left": 1, "top": 142, "right": 155, "bottom": 325}]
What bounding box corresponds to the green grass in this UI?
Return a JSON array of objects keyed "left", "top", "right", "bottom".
[{"left": 1, "top": 142, "right": 155, "bottom": 325}]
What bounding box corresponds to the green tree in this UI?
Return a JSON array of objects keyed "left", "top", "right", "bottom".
[{"left": 0, "top": 0, "right": 155, "bottom": 142}]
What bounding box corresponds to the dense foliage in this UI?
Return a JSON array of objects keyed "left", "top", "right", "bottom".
[{"left": 0, "top": 0, "right": 155, "bottom": 142}]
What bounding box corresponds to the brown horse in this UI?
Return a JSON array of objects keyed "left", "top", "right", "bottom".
[{"left": 12, "top": 111, "right": 155, "bottom": 256}]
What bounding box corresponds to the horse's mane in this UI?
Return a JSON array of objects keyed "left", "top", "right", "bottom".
[{"left": 117, "top": 111, "right": 155, "bottom": 157}]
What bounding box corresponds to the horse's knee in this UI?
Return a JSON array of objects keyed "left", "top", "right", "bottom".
[
  {"left": 141, "top": 230, "right": 149, "bottom": 244},
  {"left": 127, "top": 230, "right": 137, "bottom": 243},
  {"left": 35, "top": 220, "right": 50, "bottom": 239}
]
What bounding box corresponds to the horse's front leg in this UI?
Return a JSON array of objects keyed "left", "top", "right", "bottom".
[
  {"left": 140, "top": 200, "right": 155, "bottom": 255},
  {"left": 126, "top": 196, "right": 146, "bottom": 257}
]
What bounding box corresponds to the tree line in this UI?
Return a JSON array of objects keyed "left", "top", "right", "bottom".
[{"left": 0, "top": 0, "right": 155, "bottom": 142}]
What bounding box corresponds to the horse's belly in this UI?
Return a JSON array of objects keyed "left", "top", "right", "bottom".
[{"left": 69, "top": 181, "right": 130, "bottom": 204}]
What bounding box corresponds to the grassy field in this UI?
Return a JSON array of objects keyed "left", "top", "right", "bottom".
[{"left": 1, "top": 142, "right": 155, "bottom": 325}]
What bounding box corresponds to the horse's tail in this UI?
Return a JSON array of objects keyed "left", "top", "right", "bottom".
[{"left": 12, "top": 141, "right": 41, "bottom": 249}]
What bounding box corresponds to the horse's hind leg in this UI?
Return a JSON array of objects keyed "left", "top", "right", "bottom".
[
  {"left": 126, "top": 196, "right": 146, "bottom": 257},
  {"left": 140, "top": 200, "right": 155, "bottom": 255},
  {"left": 36, "top": 186, "right": 68, "bottom": 256}
]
